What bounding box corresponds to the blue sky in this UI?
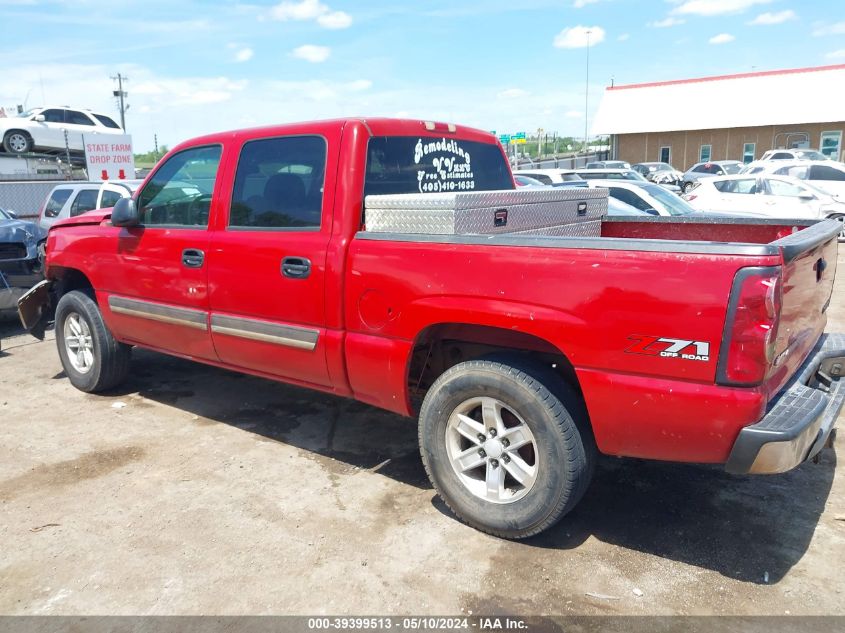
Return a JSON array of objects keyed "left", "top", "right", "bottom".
[{"left": 1, "top": 0, "right": 843, "bottom": 151}]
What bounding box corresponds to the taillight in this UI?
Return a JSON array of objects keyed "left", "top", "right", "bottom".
[{"left": 716, "top": 266, "right": 782, "bottom": 386}]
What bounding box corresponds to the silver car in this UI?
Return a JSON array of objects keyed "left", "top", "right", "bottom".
[{"left": 681, "top": 160, "right": 744, "bottom": 192}]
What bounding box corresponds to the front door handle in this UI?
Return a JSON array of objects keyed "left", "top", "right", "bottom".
[
  {"left": 282, "top": 256, "right": 311, "bottom": 279},
  {"left": 182, "top": 248, "right": 205, "bottom": 268}
]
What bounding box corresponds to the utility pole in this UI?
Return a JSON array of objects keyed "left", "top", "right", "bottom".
[
  {"left": 154, "top": 134, "right": 159, "bottom": 161},
  {"left": 111, "top": 73, "right": 129, "bottom": 131},
  {"left": 584, "top": 29, "right": 591, "bottom": 158},
  {"left": 537, "top": 127, "right": 544, "bottom": 161}
]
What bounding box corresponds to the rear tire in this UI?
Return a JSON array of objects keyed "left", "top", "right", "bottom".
[
  {"left": 419, "top": 357, "right": 594, "bottom": 539},
  {"left": 3, "top": 130, "right": 32, "bottom": 154},
  {"left": 55, "top": 289, "right": 130, "bottom": 393}
]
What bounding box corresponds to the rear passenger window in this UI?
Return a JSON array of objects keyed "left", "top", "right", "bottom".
[
  {"left": 137, "top": 145, "right": 221, "bottom": 227},
  {"left": 529, "top": 174, "right": 553, "bottom": 184},
  {"left": 99, "top": 190, "right": 123, "bottom": 208},
  {"left": 44, "top": 189, "right": 72, "bottom": 217},
  {"left": 70, "top": 189, "right": 99, "bottom": 216},
  {"left": 229, "top": 136, "right": 325, "bottom": 229}
]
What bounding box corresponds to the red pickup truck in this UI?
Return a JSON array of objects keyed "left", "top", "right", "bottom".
[{"left": 18, "top": 118, "right": 845, "bottom": 539}]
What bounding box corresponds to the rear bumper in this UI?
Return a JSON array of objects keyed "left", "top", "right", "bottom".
[{"left": 725, "top": 333, "right": 845, "bottom": 474}]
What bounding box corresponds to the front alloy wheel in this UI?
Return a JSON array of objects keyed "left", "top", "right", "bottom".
[
  {"left": 63, "top": 312, "right": 95, "bottom": 374},
  {"left": 4, "top": 131, "right": 31, "bottom": 154}
]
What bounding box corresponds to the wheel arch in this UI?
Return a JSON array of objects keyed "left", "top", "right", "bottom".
[{"left": 406, "top": 321, "right": 584, "bottom": 417}]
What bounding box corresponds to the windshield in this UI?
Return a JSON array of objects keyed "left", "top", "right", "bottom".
[
  {"left": 796, "top": 150, "right": 828, "bottom": 161},
  {"left": 722, "top": 163, "right": 743, "bottom": 175},
  {"left": 17, "top": 109, "right": 37, "bottom": 118},
  {"left": 644, "top": 184, "right": 697, "bottom": 216},
  {"left": 653, "top": 163, "right": 673, "bottom": 172}
]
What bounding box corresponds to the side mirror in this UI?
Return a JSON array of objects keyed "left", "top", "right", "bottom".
[
  {"left": 6, "top": 210, "right": 18, "bottom": 219},
  {"left": 799, "top": 191, "right": 816, "bottom": 201},
  {"left": 111, "top": 197, "right": 140, "bottom": 227},
  {"left": 34, "top": 114, "right": 45, "bottom": 122},
  {"left": 716, "top": 170, "right": 724, "bottom": 175}
]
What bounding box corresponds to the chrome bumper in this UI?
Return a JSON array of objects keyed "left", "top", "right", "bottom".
[{"left": 725, "top": 333, "right": 845, "bottom": 474}]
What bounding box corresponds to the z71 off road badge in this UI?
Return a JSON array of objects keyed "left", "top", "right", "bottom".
[{"left": 626, "top": 335, "right": 711, "bottom": 362}]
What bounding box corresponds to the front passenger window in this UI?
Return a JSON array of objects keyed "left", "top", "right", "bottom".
[{"left": 137, "top": 145, "right": 221, "bottom": 227}]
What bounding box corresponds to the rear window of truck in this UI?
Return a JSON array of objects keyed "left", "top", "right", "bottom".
[{"left": 364, "top": 136, "right": 513, "bottom": 196}]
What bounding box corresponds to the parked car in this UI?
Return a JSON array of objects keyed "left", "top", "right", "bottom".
[
  {"left": 606, "top": 197, "right": 650, "bottom": 216},
  {"left": 0, "top": 106, "right": 125, "bottom": 155},
  {"left": 0, "top": 207, "right": 45, "bottom": 318},
  {"left": 585, "top": 180, "right": 700, "bottom": 216},
  {"left": 585, "top": 160, "right": 630, "bottom": 169},
  {"left": 632, "top": 162, "right": 684, "bottom": 187},
  {"left": 760, "top": 148, "right": 830, "bottom": 162},
  {"left": 684, "top": 174, "right": 845, "bottom": 238},
  {"left": 514, "top": 175, "right": 547, "bottom": 188},
  {"left": 681, "top": 161, "right": 744, "bottom": 192},
  {"left": 740, "top": 160, "right": 845, "bottom": 198},
  {"left": 570, "top": 168, "right": 647, "bottom": 182},
  {"left": 38, "top": 180, "right": 142, "bottom": 230},
  {"left": 17, "top": 117, "right": 844, "bottom": 540},
  {"left": 513, "top": 169, "right": 585, "bottom": 186}
]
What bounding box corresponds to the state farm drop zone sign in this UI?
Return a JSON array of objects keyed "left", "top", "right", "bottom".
[
  {"left": 414, "top": 137, "right": 475, "bottom": 193},
  {"left": 83, "top": 134, "right": 136, "bottom": 180}
]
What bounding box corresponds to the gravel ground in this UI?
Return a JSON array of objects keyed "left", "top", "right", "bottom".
[{"left": 0, "top": 251, "right": 843, "bottom": 616}]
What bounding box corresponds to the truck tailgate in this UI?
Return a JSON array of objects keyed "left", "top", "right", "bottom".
[{"left": 767, "top": 219, "right": 840, "bottom": 396}]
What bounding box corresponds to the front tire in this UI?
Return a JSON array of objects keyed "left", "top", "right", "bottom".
[
  {"left": 3, "top": 130, "right": 32, "bottom": 154},
  {"left": 419, "top": 357, "right": 594, "bottom": 539},
  {"left": 55, "top": 289, "right": 130, "bottom": 392}
]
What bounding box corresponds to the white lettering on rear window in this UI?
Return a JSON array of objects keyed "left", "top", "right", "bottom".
[{"left": 413, "top": 137, "right": 475, "bottom": 193}]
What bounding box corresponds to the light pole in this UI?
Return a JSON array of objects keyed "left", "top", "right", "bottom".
[
  {"left": 583, "top": 29, "right": 591, "bottom": 158},
  {"left": 111, "top": 73, "right": 129, "bottom": 131}
]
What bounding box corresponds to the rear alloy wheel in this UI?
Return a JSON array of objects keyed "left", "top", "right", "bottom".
[
  {"left": 419, "top": 357, "right": 595, "bottom": 539},
  {"left": 3, "top": 131, "right": 32, "bottom": 154},
  {"left": 681, "top": 181, "right": 693, "bottom": 193}
]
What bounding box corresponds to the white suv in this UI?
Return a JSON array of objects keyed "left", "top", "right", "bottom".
[
  {"left": 38, "top": 180, "right": 142, "bottom": 230},
  {"left": 0, "top": 106, "right": 124, "bottom": 155},
  {"left": 759, "top": 148, "right": 829, "bottom": 161}
]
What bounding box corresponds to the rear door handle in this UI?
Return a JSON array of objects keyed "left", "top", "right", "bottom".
[
  {"left": 282, "top": 256, "right": 311, "bottom": 279},
  {"left": 182, "top": 248, "right": 205, "bottom": 268}
]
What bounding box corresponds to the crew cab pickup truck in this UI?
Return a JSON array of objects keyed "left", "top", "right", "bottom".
[{"left": 18, "top": 118, "right": 845, "bottom": 539}]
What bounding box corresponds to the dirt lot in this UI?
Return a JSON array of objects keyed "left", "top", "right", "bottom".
[{"left": 1, "top": 253, "right": 844, "bottom": 616}]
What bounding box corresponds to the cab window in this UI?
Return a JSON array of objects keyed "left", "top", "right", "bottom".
[
  {"left": 44, "top": 189, "right": 72, "bottom": 217},
  {"left": 70, "top": 189, "right": 99, "bottom": 216},
  {"left": 137, "top": 145, "right": 221, "bottom": 227},
  {"left": 99, "top": 190, "right": 123, "bottom": 208},
  {"left": 66, "top": 110, "right": 95, "bottom": 126}
]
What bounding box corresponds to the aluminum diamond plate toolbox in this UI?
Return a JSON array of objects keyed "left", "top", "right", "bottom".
[{"left": 364, "top": 188, "right": 607, "bottom": 236}]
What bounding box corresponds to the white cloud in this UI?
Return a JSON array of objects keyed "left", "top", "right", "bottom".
[
  {"left": 553, "top": 25, "right": 606, "bottom": 49},
  {"left": 234, "top": 47, "right": 254, "bottom": 62},
  {"left": 497, "top": 88, "right": 529, "bottom": 99},
  {"left": 813, "top": 21, "right": 845, "bottom": 36},
  {"left": 317, "top": 10, "right": 352, "bottom": 28},
  {"left": 709, "top": 32, "right": 736, "bottom": 44},
  {"left": 292, "top": 44, "right": 331, "bottom": 62},
  {"left": 650, "top": 17, "right": 685, "bottom": 28},
  {"left": 673, "top": 0, "right": 771, "bottom": 17},
  {"left": 572, "top": 0, "right": 599, "bottom": 7},
  {"left": 748, "top": 10, "right": 796, "bottom": 25},
  {"left": 269, "top": 0, "right": 352, "bottom": 29},
  {"left": 826, "top": 49, "right": 845, "bottom": 59},
  {"left": 617, "top": 33, "right": 630, "bottom": 41},
  {"left": 346, "top": 79, "right": 372, "bottom": 91}
]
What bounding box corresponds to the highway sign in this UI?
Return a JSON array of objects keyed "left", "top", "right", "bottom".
[{"left": 498, "top": 134, "right": 511, "bottom": 144}]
